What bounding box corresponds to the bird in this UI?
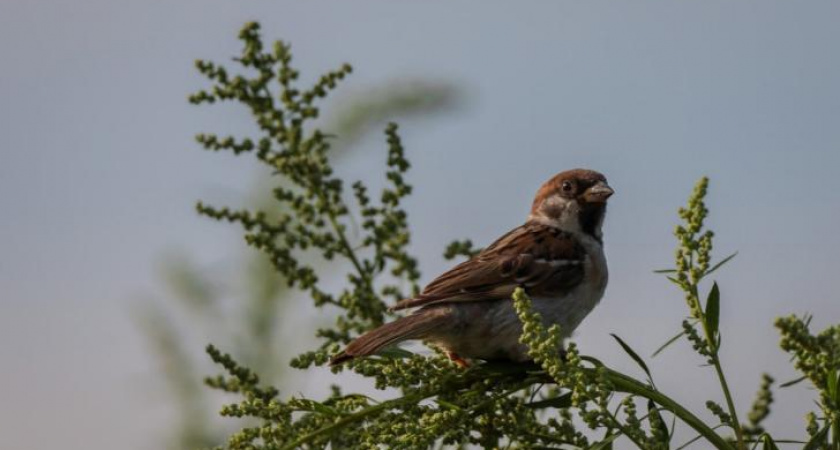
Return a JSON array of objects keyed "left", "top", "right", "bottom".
[{"left": 330, "top": 169, "right": 613, "bottom": 367}]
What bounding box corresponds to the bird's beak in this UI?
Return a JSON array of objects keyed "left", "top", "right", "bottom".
[{"left": 582, "top": 181, "right": 614, "bottom": 203}]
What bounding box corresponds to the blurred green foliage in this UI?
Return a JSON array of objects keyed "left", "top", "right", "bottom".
[{"left": 137, "top": 27, "right": 461, "bottom": 448}]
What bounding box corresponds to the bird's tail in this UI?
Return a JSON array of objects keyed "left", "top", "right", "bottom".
[{"left": 329, "top": 309, "right": 448, "bottom": 366}]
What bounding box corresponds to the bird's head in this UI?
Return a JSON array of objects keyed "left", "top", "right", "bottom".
[{"left": 528, "top": 169, "right": 613, "bottom": 240}]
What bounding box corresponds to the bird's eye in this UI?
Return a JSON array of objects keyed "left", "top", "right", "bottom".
[{"left": 561, "top": 181, "right": 573, "bottom": 192}]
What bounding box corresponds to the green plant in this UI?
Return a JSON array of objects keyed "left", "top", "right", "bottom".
[
  {"left": 189, "top": 22, "right": 840, "bottom": 450},
  {"left": 140, "top": 30, "right": 459, "bottom": 449}
]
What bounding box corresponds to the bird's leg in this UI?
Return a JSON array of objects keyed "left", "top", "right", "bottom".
[{"left": 446, "top": 351, "right": 471, "bottom": 368}]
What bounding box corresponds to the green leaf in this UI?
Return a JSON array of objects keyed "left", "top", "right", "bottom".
[
  {"left": 588, "top": 432, "right": 621, "bottom": 450},
  {"left": 581, "top": 355, "right": 606, "bottom": 367},
  {"left": 294, "top": 398, "right": 340, "bottom": 416},
  {"left": 435, "top": 398, "right": 463, "bottom": 411},
  {"left": 526, "top": 392, "right": 572, "bottom": 409},
  {"left": 611, "top": 334, "right": 653, "bottom": 385},
  {"left": 835, "top": 369, "right": 840, "bottom": 405},
  {"left": 828, "top": 368, "right": 840, "bottom": 405},
  {"left": 761, "top": 434, "right": 780, "bottom": 450},
  {"left": 778, "top": 375, "right": 807, "bottom": 388},
  {"left": 802, "top": 425, "right": 829, "bottom": 450},
  {"left": 827, "top": 368, "right": 838, "bottom": 393},
  {"left": 704, "top": 282, "right": 720, "bottom": 349},
  {"left": 654, "top": 268, "right": 677, "bottom": 274},
  {"left": 647, "top": 399, "right": 670, "bottom": 446},
  {"left": 376, "top": 347, "right": 415, "bottom": 359},
  {"left": 652, "top": 329, "right": 687, "bottom": 357},
  {"left": 704, "top": 252, "right": 738, "bottom": 277}
]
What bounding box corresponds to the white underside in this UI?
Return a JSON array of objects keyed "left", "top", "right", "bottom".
[{"left": 427, "top": 233, "right": 607, "bottom": 362}]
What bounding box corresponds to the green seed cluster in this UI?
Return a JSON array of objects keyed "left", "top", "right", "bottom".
[
  {"left": 191, "top": 21, "right": 423, "bottom": 369},
  {"left": 620, "top": 397, "right": 670, "bottom": 450},
  {"left": 671, "top": 177, "right": 714, "bottom": 322},
  {"left": 706, "top": 400, "right": 733, "bottom": 426},
  {"left": 776, "top": 315, "right": 840, "bottom": 433},
  {"left": 443, "top": 239, "right": 481, "bottom": 261},
  {"left": 682, "top": 319, "right": 711, "bottom": 360},
  {"left": 513, "top": 288, "right": 674, "bottom": 448},
  {"left": 743, "top": 374, "right": 774, "bottom": 437}
]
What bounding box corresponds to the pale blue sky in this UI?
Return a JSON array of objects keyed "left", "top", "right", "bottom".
[{"left": 1, "top": 1, "right": 839, "bottom": 449}]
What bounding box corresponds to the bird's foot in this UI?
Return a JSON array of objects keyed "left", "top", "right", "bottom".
[{"left": 446, "top": 351, "right": 471, "bottom": 369}]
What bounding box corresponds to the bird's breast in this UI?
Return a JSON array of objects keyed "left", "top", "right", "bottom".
[{"left": 426, "top": 236, "right": 607, "bottom": 362}]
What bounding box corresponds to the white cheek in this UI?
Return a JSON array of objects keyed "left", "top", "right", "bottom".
[
  {"left": 538, "top": 197, "right": 581, "bottom": 232},
  {"left": 558, "top": 203, "right": 582, "bottom": 232}
]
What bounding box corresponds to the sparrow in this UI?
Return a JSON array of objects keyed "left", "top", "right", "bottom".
[{"left": 330, "top": 169, "right": 613, "bottom": 367}]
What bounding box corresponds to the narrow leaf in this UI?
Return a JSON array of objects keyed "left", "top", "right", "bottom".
[
  {"left": 611, "top": 334, "right": 653, "bottom": 384},
  {"left": 652, "top": 329, "right": 686, "bottom": 358},
  {"left": 802, "top": 425, "right": 829, "bottom": 450},
  {"left": 705, "top": 282, "right": 720, "bottom": 348},
  {"left": 835, "top": 369, "right": 840, "bottom": 405},
  {"left": 827, "top": 368, "right": 838, "bottom": 395},
  {"left": 588, "top": 432, "right": 621, "bottom": 450},
  {"left": 828, "top": 368, "right": 840, "bottom": 406},
  {"left": 436, "top": 398, "right": 463, "bottom": 411},
  {"left": 526, "top": 392, "right": 572, "bottom": 409},
  {"left": 762, "top": 434, "right": 780, "bottom": 450},
  {"left": 779, "top": 375, "right": 807, "bottom": 388},
  {"left": 669, "top": 414, "right": 677, "bottom": 440},
  {"left": 704, "top": 252, "right": 738, "bottom": 277},
  {"left": 581, "top": 355, "right": 606, "bottom": 367},
  {"left": 647, "top": 399, "right": 670, "bottom": 446},
  {"left": 294, "top": 399, "right": 340, "bottom": 416},
  {"left": 377, "top": 347, "right": 415, "bottom": 359},
  {"left": 654, "top": 268, "right": 677, "bottom": 274}
]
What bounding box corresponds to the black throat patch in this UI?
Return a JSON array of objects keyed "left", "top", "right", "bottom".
[{"left": 578, "top": 203, "right": 606, "bottom": 243}]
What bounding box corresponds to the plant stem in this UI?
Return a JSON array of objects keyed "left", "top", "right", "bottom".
[
  {"left": 695, "top": 287, "right": 745, "bottom": 449},
  {"left": 279, "top": 390, "right": 431, "bottom": 450},
  {"left": 711, "top": 355, "right": 745, "bottom": 449},
  {"left": 604, "top": 408, "right": 647, "bottom": 450},
  {"left": 604, "top": 368, "right": 736, "bottom": 450},
  {"left": 327, "top": 210, "right": 368, "bottom": 283},
  {"left": 306, "top": 179, "right": 371, "bottom": 289},
  {"left": 280, "top": 368, "right": 513, "bottom": 449},
  {"left": 314, "top": 183, "right": 381, "bottom": 317}
]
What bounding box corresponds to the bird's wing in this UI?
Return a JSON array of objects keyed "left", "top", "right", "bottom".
[{"left": 390, "top": 222, "right": 586, "bottom": 311}]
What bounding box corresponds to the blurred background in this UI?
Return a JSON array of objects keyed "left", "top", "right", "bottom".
[{"left": 1, "top": 1, "right": 839, "bottom": 449}]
